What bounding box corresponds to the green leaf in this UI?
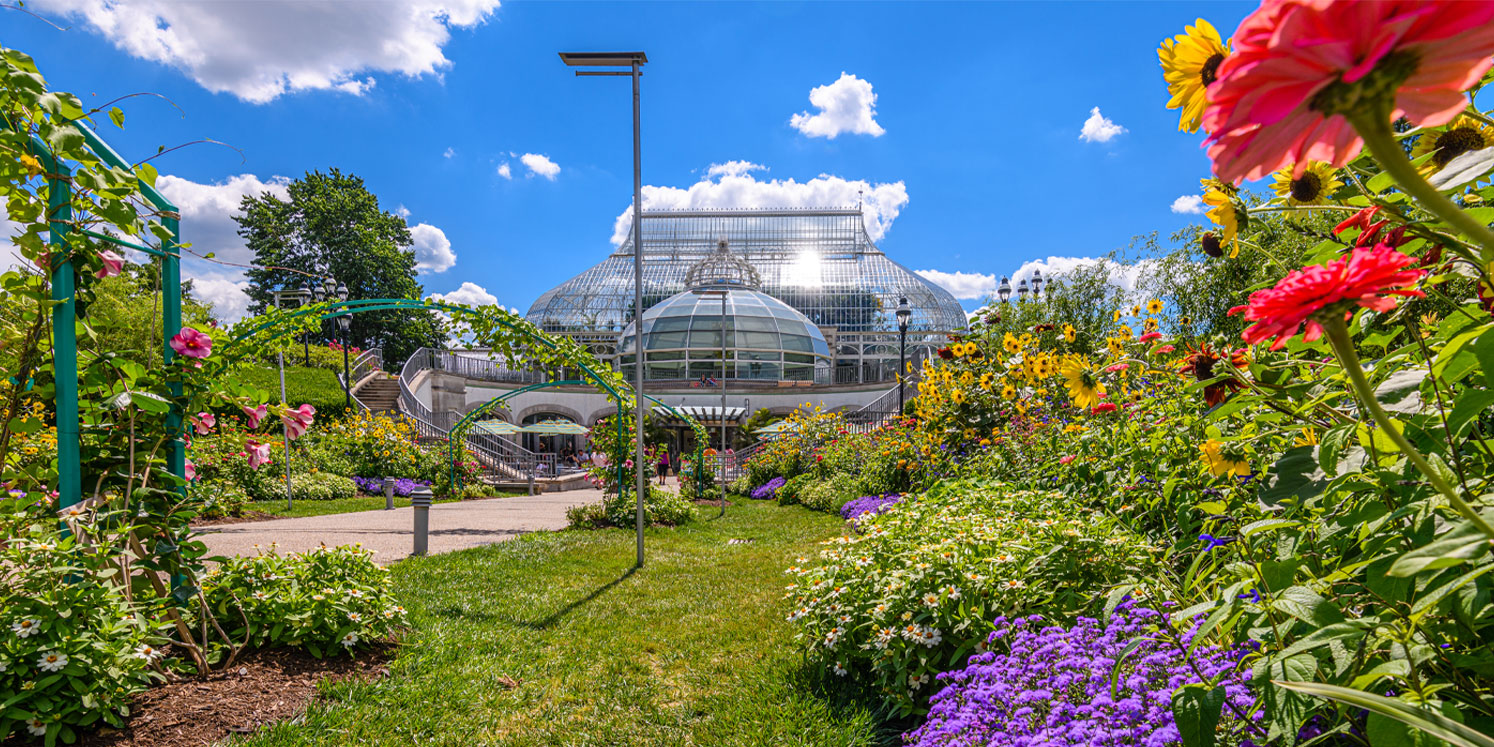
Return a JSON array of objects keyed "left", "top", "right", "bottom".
[
  {"left": 108, "top": 106, "right": 125, "bottom": 128},
  {"left": 1274, "top": 682, "right": 1492, "bottom": 747},
  {"left": 1241, "top": 519, "right": 1302, "bottom": 538},
  {"left": 1390, "top": 513, "right": 1494, "bottom": 576},
  {"left": 1172, "top": 684, "right": 1227, "bottom": 747},
  {"left": 1262, "top": 446, "right": 1328, "bottom": 506},
  {"left": 1375, "top": 367, "right": 1426, "bottom": 415},
  {"left": 1410, "top": 563, "right": 1494, "bottom": 622},
  {"left": 1320, "top": 423, "right": 1356, "bottom": 477},
  {"left": 1474, "top": 329, "right": 1494, "bottom": 391},
  {"left": 1274, "top": 585, "right": 1345, "bottom": 626},
  {"left": 1445, "top": 389, "right": 1494, "bottom": 440}
]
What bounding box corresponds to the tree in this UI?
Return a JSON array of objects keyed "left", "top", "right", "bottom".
[{"left": 238, "top": 169, "right": 442, "bottom": 363}]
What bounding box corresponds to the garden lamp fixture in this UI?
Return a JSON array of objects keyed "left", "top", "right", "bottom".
[
  {"left": 1017, "top": 278, "right": 1030, "bottom": 302},
  {"left": 895, "top": 296, "right": 911, "bottom": 414},
  {"left": 1031, "top": 269, "right": 1044, "bottom": 298},
  {"left": 997, "top": 276, "right": 1012, "bottom": 303},
  {"left": 562, "top": 49, "right": 649, "bottom": 568}
]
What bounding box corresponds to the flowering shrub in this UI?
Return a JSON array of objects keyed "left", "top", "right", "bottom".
[
  {"left": 785, "top": 481, "right": 1151, "bottom": 715},
  {"left": 0, "top": 508, "right": 158, "bottom": 743},
  {"left": 906, "top": 603, "right": 1258, "bottom": 747},
  {"left": 566, "top": 486, "right": 694, "bottom": 529},
  {"left": 750, "top": 476, "right": 787, "bottom": 500},
  {"left": 351, "top": 476, "right": 432, "bottom": 497},
  {"left": 201, "top": 545, "right": 405, "bottom": 659},
  {"left": 796, "top": 472, "right": 861, "bottom": 513},
  {"left": 838, "top": 493, "right": 900, "bottom": 523}
]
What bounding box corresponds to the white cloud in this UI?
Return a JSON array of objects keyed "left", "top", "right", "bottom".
[
  {"left": 32, "top": 0, "right": 500, "bottom": 103},
  {"left": 706, "top": 160, "right": 766, "bottom": 179},
  {"left": 497, "top": 162, "right": 512, "bottom": 179},
  {"left": 443, "top": 147, "right": 455, "bottom": 159},
  {"left": 914, "top": 269, "right": 997, "bottom": 301},
  {"left": 612, "top": 168, "right": 908, "bottom": 245},
  {"left": 190, "top": 269, "right": 254, "bottom": 321},
  {"left": 410, "top": 222, "right": 455, "bottom": 274},
  {"left": 520, "top": 153, "right": 559, "bottom": 180},
  {"left": 428, "top": 281, "right": 498, "bottom": 307},
  {"left": 395, "top": 205, "right": 412, "bottom": 218},
  {"left": 1009, "top": 256, "right": 1154, "bottom": 299},
  {"left": 1171, "top": 195, "right": 1205, "bottom": 214},
  {"left": 790, "top": 72, "right": 885, "bottom": 139},
  {"left": 1079, "top": 107, "right": 1126, "bottom": 143}
]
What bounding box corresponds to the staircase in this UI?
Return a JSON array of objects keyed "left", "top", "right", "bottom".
[{"left": 355, "top": 375, "right": 402, "bottom": 414}]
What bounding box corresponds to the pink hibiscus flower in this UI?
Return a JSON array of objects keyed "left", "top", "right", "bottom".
[
  {"left": 282, "top": 404, "right": 316, "bottom": 440},
  {"left": 185, "top": 460, "right": 198, "bottom": 482},
  {"left": 96, "top": 249, "right": 125, "bottom": 279},
  {"left": 245, "top": 440, "right": 273, "bottom": 470},
  {"left": 1230, "top": 243, "right": 1424, "bottom": 349},
  {"left": 1204, "top": 0, "right": 1494, "bottom": 183},
  {"left": 169, "top": 327, "right": 213, "bottom": 359},
  {"left": 191, "top": 411, "right": 216, "bottom": 436},
  {"left": 242, "top": 404, "right": 269, "bottom": 429}
]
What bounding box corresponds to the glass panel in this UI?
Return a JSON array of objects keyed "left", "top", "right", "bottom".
[
  {"left": 688, "top": 330, "right": 722, "bottom": 347},
  {"left": 646, "top": 362, "right": 686, "bottom": 379},
  {"left": 649, "top": 331, "right": 686, "bottom": 348},
  {"left": 740, "top": 362, "right": 780, "bottom": 379},
  {"left": 738, "top": 331, "right": 779, "bottom": 349},
  {"left": 781, "top": 334, "right": 813, "bottom": 352}
]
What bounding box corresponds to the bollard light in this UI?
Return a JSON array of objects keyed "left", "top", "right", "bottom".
[
  {"left": 383, "top": 476, "right": 396, "bottom": 511},
  {"left": 410, "top": 486, "right": 433, "bottom": 556}
]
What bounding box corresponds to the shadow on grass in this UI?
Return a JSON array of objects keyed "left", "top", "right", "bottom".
[{"left": 780, "top": 658, "right": 911, "bottom": 747}]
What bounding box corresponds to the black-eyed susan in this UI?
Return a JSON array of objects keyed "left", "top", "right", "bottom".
[
  {"left": 1129, "top": 304, "right": 1141, "bottom": 317},
  {"left": 1000, "top": 382, "right": 1016, "bottom": 400},
  {"left": 1146, "top": 299, "right": 1164, "bottom": 315},
  {"left": 1270, "top": 160, "right": 1343, "bottom": 208},
  {"left": 1111, "top": 310, "right": 1123, "bottom": 323},
  {"left": 1202, "top": 184, "right": 1248, "bottom": 258},
  {"left": 1062, "top": 324, "right": 1077, "bottom": 343},
  {"left": 1106, "top": 337, "right": 1127, "bottom": 359},
  {"left": 1158, "top": 18, "right": 1230, "bottom": 133},
  {"left": 1200, "top": 439, "right": 1250, "bottom": 478},
  {"left": 1060, "top": 358, "right": 1106, "bottom": 409},
  {"left": 1116, "top": 324, "right": 1134, "bottom": 340},
  {"left": 1002, "top": 332, "right": 1021, "bottom": 355},
  {"left": 1143, "top": 317, "right": 1159, "bottom": 333},
  {"left": 1411, "top": 115, "right": 1494, "bottom": 178}
]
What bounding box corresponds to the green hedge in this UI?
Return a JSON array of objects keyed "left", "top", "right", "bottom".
[{"left": 229, "top": 366, "right": 354, "bottom": 418}]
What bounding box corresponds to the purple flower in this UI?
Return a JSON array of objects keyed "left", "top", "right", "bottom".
[
  {"left": 750, "top": 476, "right": 787, "bottom": 501},
  {"left": 1199, "top": 534, "right": 1231, "bottom": 551},
  {"left": 904, "top": 602, "right": 1258, "bottom": 747},
  {"left": 839, "top": 493, "right": 903, "bottom": 523},
  {"left": 353, "top": 476, "right": 431, "bottom": 497}
]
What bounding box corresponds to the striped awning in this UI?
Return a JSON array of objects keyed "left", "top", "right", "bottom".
[{"left": 656, "top": 405, "right": 747, "bottom": 424}]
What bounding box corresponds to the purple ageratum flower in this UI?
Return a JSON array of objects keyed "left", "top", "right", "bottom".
[
  {"left": 353, "top": 476, "right": 431, "bottom": 497},
  {"left": 839, "top": 493, "right": 902, "bottom": 523},
  {"left": 750, "top": 476, "right": 788, "bottom": 501},
  {"left": 905, "top": 602, "right": 1258, "bottom": 747}
]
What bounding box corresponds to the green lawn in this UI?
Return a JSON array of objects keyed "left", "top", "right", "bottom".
[
  {"left": 244, "top": 492, "right": 520, "bottom": 519},
  {"left": 240, "top": 500, "right": 893, "bottom": 746}
]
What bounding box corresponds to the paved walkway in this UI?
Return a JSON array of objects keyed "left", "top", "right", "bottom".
[{"left": 198, "top": 489, "right": 605, "bottom": 563}]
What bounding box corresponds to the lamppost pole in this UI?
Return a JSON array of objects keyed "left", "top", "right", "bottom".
[
  {"left": 895, "top": 296, "right": 911, "bottom": 415},
  {"left": 561, "top": 50, "right": 650, "bottom": 568},
  {"left": 719, "top": 290, "right": 728, "bottom": 518}
]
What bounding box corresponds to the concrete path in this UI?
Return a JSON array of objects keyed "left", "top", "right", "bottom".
[{"left": 198, "top": 489, "right": 605, "bottom": 563}]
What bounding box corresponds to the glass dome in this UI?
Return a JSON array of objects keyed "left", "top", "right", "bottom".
[{"left": 618, "top": 289, "right": 831, "bottom": 382}]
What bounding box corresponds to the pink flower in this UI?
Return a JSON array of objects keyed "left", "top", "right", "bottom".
[
  {"left": 185, "top": 460, "right": 198, "bottom": 482},
  {"left": 245, "top": 440, "right": 272, "bottom": 470},
  {"left": 1204, "top": 0, "right": 1494, "bottom": 183},
  {"left": 95, "top": 249, "right": 125, "bottom": 279},
  {"left": 1138, "top": 332, "right": 1163, "bottom": 344},
  {"left": 191, "top": 411, "right": 216, "bottom": 436},
  {"left": 242, "top": 404, "right": 268, "bottom": 429},
  {"left": 282, "top": 404, "right": 316, "bottom": 440},
  {"left": 1091, "top": 403, "right": 1119, "bottom": 415},
  {"left": 1104, "top": 363, "right": 1129, "bottom": 373},
  {"left": 1059, "top": 455, "right": 1076, "bottom": 465},
  {"left": 169, "top": 327, "right": 213, "bottom": 359},
  {"left": 1157, "top": 345, "right": 1176, "bottom": 354},
  {"left": 1230, "top": 243, "right": 1425, "bottom": 349}
]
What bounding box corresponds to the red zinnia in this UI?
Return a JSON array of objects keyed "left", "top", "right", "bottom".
[
  {"left": 1230, "top": 243, "right": 1424, "bottom": 350},
  {"left": 1138, "top": 332, "right": 1163, "bottom": 344},
  {"left": 1204, "top": 0, "right": 1494, "bottom": 184},
  {"left": 1090, "top": 403, "right": 1119, "bottom": 415}
]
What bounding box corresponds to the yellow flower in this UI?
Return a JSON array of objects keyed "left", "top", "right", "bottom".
[
  {"left": 1106, "top": 337, "right": 1126, "bottom": 358},
  {"left": 1200, "top": 439, "right": 1251, "bottom": 478},
  {"left": 1158, "top": 18, "right": 1230, "bottom": 133},
  {"left": 19, "top": 154, "right": 44, "bottom": 177},
  {"left": 1270, "top": 160, "right": 1343, "bottom": 208},
  {"left": 1111, "top": 310, "right": 1122, "bottom": 323},
  {"left": 1063, "top": 424, "right": 1085, "bottom": 434},
  {"left": 1411, "top": 115, "right": 1494, "bottom": 179},
  {"left": 1062, "top": 324, "right": 1076, "bottom": 343},
  {"left": 1203, "top": 185, "right": 1246, "bottom": 258},
  {"left": 978, "top": 372, "right": 995, "bottom": 390},
  {"left": 1146, "top": 299, "right": 1164, "bottom": 315},
  {"left": 1294, "top": 428, "right": 1319, "bottom": 447},
  {"left": 1000, "top": 383, "right": 1016, "bottom": 400},
  {"left": 1116, "top": 324, "right": 1133, "bottom": 340},
  {"left": 1002, "top": 332, "right": 1021, "bottom": 355},
  {"left": 1059, "top": 358, "right": 1106, "bottom": 409},
  {"left": 949, "top": 389, "right": 966, "bottom": 405},
  {"left": 1143, "top": 317, "right": 1159, "bottom": 333}
]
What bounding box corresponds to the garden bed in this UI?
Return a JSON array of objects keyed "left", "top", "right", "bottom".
[{"left": 74, "top": 646, "right": 393, "bottom": 747}]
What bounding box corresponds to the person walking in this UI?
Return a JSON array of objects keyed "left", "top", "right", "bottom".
[{"left": 656, "top": 449, "right": 670, "bottom": 485}]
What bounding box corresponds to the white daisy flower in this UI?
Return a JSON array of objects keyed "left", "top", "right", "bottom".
[
  {"left": 11, "top": 619, "right": 39, "bottom": 638},
  {"left": 26, "top": 718, "right": 46, "bottom": 736},
  {"left": 340, "top": 632, "right": 360, "bottom": 648},
  {"left": 347, "top": 612, "right": 363, "bottom": 622},
  {"left": 831, "top": 662, "right": 847, "bottom": 677},
  {"left": 37, "top": 651, "right": 67, "bottom": 672},
  {"left": 133, "top": 644, "right": 161, "bottom": 662}
]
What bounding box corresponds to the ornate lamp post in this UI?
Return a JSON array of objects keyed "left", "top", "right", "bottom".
[
  {"left": 997, "top": 276, "right": 1012, "bottom": 303},
  {"left": 312, "top": 278, "right": 352, "bottom": 409},
  {"left": 895, "top": 296, "right": 911, "bottom": 414},
  {"left": 1031, "top": 269, "right": 1044, "bottom": 299},
  {"left": 1017, "top": 278, "right": 1030, "bottom": 302}
]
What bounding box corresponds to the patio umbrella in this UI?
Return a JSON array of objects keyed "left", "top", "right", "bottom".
[
  {"left": 473, "top": 420, "right": 523, "bottom": 435},
  {"left": 754, "top": 420, "right": 796, "bottom": 434},
  {"left": 522, "top": 419, "right": 590, "bottom": 435}
]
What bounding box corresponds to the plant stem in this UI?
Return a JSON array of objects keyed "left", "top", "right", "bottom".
[
  {"left": 1322, "top": 315, "right": 1494, "bottom": 538},
  {"left": 1348, "top": 112, "right": 1494, "bottom": 260}
]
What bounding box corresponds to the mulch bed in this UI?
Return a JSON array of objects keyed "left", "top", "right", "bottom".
[
  {"left": 75, "top": 646, "right": 392, "bottom": 747},
  {"left": 191, "top": 511, "right": 280, "bottom": 527}
]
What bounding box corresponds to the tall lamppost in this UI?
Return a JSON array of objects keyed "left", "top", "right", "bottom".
[
  {"left": 1031, "top": 269, "right": 1044, "bottom": 299},
  {"left": 560, "top": 50, "right": 649, "bottom": 568},
  {"left": 270, "top": 286, "right": 310, "bottom": 510},
  {"left": 997, "top": 277, "right": 1012, "bottom": 303},
  {"left": 312, "top": 278, "right": 351, "bottom": 409},
  {"left": 1017, "top": 278, "right": 1030, "bottom": 302},
  {"left": 692, "top": 285, "right": 729, "bottom": 518},
  {"left": 895, "top": 296, "right": 911, "bottom": 414}
]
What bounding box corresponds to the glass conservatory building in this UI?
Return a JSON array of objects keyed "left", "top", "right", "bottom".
[{"left": 527, "top": 208, "right": 966, "bottom": 385}]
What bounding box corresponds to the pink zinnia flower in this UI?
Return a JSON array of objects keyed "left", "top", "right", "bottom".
[
  {"left": 1105, "top": 363, "right": 1129, "bottom": 373},
  {"left": 282, "top": 404, "right": 316, "bottom": 440},
  {"left": 1230, "top": 243, "right": 1425, "bottom": 350},
  {"left": 169, "top": 327, "right": 213, "bottom": 359},
  {"left": 242, "top": 404, "right": 269, "bottom": 429},
  {"left": 185, "top": 460, "right": 198, "bottom": 482},
  {"left": 96, "top": 249, "right": 125, "bottom": 279},
  {"left": 245, "top": 440, "right": 272, "bottom": 470},
  {"left": 1059, "top": 455, "right": 1076, "bottom": 465},
  {"left": 1157, "top": 345, "right": 1176, "bottom": 354},
  {"left": 1091, "top": 403, "right": 1119, "bottom": 415},
  {"left": 1138, "top": 332, "right": 1163, "bottom": 344},
  {"left": 191, "top": 411, "right": 216, "bottom": 436},
  {"left": 1204, "top": 0, "right": 1494, "bottom": 183}
]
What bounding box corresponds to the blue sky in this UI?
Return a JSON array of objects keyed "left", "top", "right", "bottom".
[{"left": 9, "top": 1, "right": 1256, "bottom": 319}]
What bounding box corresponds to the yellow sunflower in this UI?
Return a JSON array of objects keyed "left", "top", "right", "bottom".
[
  {"left": 1146, "top": 299, "right": 1164, "bottom": 315},
  {"left": 1062, "top": 324, "right": 1077, "bottom": 343},
  {"left": 1112, "top": 310, "right": 1122, "bottom": 323},
  {"left": 1158, "top": 19, "right": 1230, "bottom": 133},
  {"left": 1002, "top": 332, "right": 1021, "bottom": 355},
  {"left": 1200, "top": 439, "right": 1250, "bottom": 478},
  {"left": 1202, "top": 185, "right": 1246, "bottom": 258},
  {"left": 1269, "top": 161, "right": 1343, "bottom": 208},
  {"left": 1060, "top": 358, "right": 1106, "bottom": 409},
  {"left": 978, "top": 372, "right": 995, "bottom": 390},
  {"left": 1411, "top": 115, "right": 1494, "bottom": 180},
  {"left": 1116, "top": 324, "right": 1134, "bottom": 340},
  {"left": 1000, "top": 383, "right": 1016, "bottom": 400},
  {"left": 1106, "top": 337, "right": 1126, "bottom": 358}
]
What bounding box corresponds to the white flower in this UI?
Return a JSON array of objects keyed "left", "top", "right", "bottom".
[
  {"left": 874, "top": 628, "right": 895, "bottom": 650},
  {"left": 133, "top": 644, "right": 161, "bottom": 662},
  {"left": 945, "top": 586, "right": 962, "bottom": 600},
  {"left": 921, "top": 593, "right": 940, "bottom": 608},
  {"left": 252, "top": 591, "right": 269, "bottom": 601},
  {"left": 347, "top": 612, "right": 363, "bottom": 623},
  {"left": 37, "top": 651, "right": 67, "bottom": 672},
  {"left": 347, "top": 589, "right": 364, "bottom": 598},
  {"left": 1003, "top": 580, "right": 1026, "bottom": 590},
  {"left": 831, "top": 662, "right": 847, "bottom": 677},
  {"left": 26, "top": 718, "right": 46, "bottom": 736},
  {"left": 11, "top": 619, "right": 39, "bottom": 638},
  {"left": 908, "top": 673, "right": 930, "bottom": 689},
  {"left": 312, "top": 594, "right": 326, "bottom": 601},
  {"left": 340, "top": 632, "right": 360, "bottom": 648}
]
